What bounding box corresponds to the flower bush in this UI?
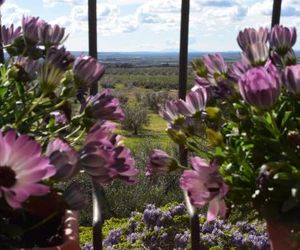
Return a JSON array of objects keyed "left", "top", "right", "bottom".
[
  {"left": 147, "top": 24, "right": 300, "bottom": 240},
  {"left": 0, "top": 8, "right": 138, "bottom": 249},
  {"left": 81, "top": 203, "right": 269, "bottom": 250}
]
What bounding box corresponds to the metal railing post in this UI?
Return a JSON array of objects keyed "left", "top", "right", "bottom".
[
  {"left": 271, "top": 0, "right": 282, "bottom": 27},
  {"left": 178, "top": 1, "right": 202, "bottom": 249}
]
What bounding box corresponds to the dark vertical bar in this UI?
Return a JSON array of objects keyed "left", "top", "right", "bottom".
[
  {"left": 88, "top": 0, "right": 98, "bottom": 95},
  {"left": 88, "top": 3, "right": 102, "bottom": 249},
  {"left": 178, "top": 0, "right": 189, "bottom": 100},
  {"left": 179, "top": 1, "right": 201, "bottom": 250},
  {"left": 0, "top": 11, "right": 4, "bottom": 64},
  {"left": 271, "top": 0, "right": 282, "bottom": 27}
]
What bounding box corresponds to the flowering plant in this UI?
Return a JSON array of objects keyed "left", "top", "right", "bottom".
[
  {"left": 0, "top": 11, "right": 138, "bottom": 249},
  {"left": 147, "top": 25, "right": 300, "bottom": 235}
]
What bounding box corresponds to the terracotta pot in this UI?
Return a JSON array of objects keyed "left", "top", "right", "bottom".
[
  {"left": 20, "top": 210, "right": 80, "bottom": 250},
  {"left": 267, "top": 219, "right": 300, "bottom": 250}
]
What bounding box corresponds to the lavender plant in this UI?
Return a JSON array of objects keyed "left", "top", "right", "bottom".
[{"left": 81, "top": 203, "right": 269, "bottom": 250}]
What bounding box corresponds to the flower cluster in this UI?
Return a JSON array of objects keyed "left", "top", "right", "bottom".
[
  {"left": 81, "top": 203, "right": 269, "bottom": 250},
  {"left": 0, "top": 11, "right": 138, "bottom": 249},
  {"left": 147, "top": 24, "right": 300, "bottom": 229}
]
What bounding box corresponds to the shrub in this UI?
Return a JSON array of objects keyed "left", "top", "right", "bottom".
[
  {"left": 121, "top": 102, "right": 150, "bottom": 135},
  {"left": 141, "top": 91, "right": 171, "bottom": 113}
]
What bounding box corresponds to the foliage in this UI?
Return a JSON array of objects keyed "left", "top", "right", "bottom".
[{"left": 121, "top": 102, "right": 150, "bottom": 135}]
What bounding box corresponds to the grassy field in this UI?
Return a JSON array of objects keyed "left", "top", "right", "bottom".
[{"left": 117, "top": 113, "right": 170, "bottom": 150}]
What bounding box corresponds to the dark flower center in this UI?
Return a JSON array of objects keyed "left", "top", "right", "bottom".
[{"left": 0, "top": 166, "right": 17, "bottom": 188}]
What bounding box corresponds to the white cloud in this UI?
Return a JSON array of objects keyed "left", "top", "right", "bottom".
[{"left": 2, "top": 3, "right": 30, "bottom": 26}]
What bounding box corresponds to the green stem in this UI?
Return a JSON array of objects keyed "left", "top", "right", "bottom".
[{"left": 15, "top": 93, "right": 45, "bottom": 127}]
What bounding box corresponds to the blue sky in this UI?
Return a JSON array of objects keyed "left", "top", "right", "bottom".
[{"left": 2, "top": 0, "right": 300, "bottom": 52}]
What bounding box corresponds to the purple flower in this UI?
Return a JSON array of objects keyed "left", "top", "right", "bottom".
[
  {"left": 79, "top": 122, "right": 138, "bottom": 185},
  {"left": 22, "top": 16, "right": 41, "bottom": 43},
  {"left": 73, "top": 55, "right": 105, "bottom": 86},
  {"left": 243, "top": 42, "right": 269, "bottom": 66},
  {"left": 176, "top": 88, "right": 207, "bottom": 117},
  {"left": 174, "top": 231, "right": 189, "bottom": 248},
  {"left": 49, "top": 111, "right": 68, "bottom": 125},
  {"left": 85, "top": 89, "right": 125, "bottom": 121},
  {"left": 282, "top": 65, "right": 300, "bottom": 94},
  {"left": 46, "top": 46, "right": 75, "bottom": 70},
  {"left": 228, "top": 59, "right": 252, "bottom": 82},
  {"left": 45, "top": 138, "right": 78, "bottom": 180},
  {"left": 38, "top": 21, "right": 66, "bottom": 46},
  {"left": 170, "top": 203, "right": 186, "bottom": 216},
  {"left": 180, "top": 157, "right": 229, "bottom": 221},
  {"left": 103, "top": 229, "right": 122, "bottom": 247},
  {"left": 202, "top": 54, "right": 228, "bottom": 83},
  {"left": 237, "top": 27, "right": 269, "bottom": 51},
  {"left": 143, "top": 204, "right": 161, "bottom": 227},
  {"left": 146, "top": 149, "right": 174, "bottom": 176},
  {"left": 13, "top": 56, "right": 41, "bottom": 79},
  {"left": 159, "top": 99, "right": 182, "bottom": 123},
  {"left": 0, "top": 130, "right": 55, "bottom": 208},
  {"left": 238, "top": 65, "right": 281, "bottom": 109},
  {"left": 1, "top": 24, "right": 21, "bottom": 46},
  {"left": 270, "top": 25, "right": 297, "bottom": 54}
]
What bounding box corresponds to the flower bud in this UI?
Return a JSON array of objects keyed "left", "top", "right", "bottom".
[
  {"left": 238, "top": 66, "right": 281, "bottom": 109},
  {"left": 237, "top": 27, "right": 269, "bottom": 51},
  {"left": 206, "top": 128, "right": 223, "bottom": 146},
  {"left": 270, "top": 25, "right": 297, "bottom": 55},
  {"left": 243, "top": 42, "right": 269, "bottom": 66},
  {"left": 146, "top": 149, "right": 178, "bottom": 176},
  {"left": 282, "top": 65, "right": 300, "bottom": 94}
]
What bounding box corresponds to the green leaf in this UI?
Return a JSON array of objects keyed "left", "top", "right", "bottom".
[
  {"left": 0, "top": 86, "right": 8, "bottom": 98},
  {"left": 281, "top": 111, "right": 292, "bottom": 127},
  {"left": 15, "top": 81, "right": 25, "bottom": 97}
]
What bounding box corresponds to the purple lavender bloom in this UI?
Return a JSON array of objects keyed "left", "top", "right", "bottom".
[
  {"left": 174, "top": 231, "right": 189, "bottom": 249},
  {"left": 243, "top": 42, "right": 269, "bottom": 66},
  {"left": 73, "top": 55, "right": 105, "bottom": 86},
  {"left": 157, "top": 211, "right": 172, "bottom": 227},
  {"left": 38, "top": 21, "right": 66, "bottom": 46},
  {"left": 85, "top": 89, "right": 125, "bottom": 121},
  {"left": 270, "top": 25, "right": 297, "bottom": 54},
  {"left": 127, "top": 233, "right": 140, "bottom": 243},
  {"left": 146, "top": 149, "right": 174, "bottom": 176},
  {"left": 22, "top": 16, "right": 40, "bottom": 43},
  {"left": 170, "top": 203, "right": 186, "bottom": 216},
  {"left": 143, "top": 204, "right": 161, "bottom": 227},
  {"left": 237, "top": 27, "right": 269, "bottom": 51},
  {"left": 103, "top": 229, "right": 122, "bottom": 247},
  {"left": 238, "top": 65, "right": 281, "bottom": 109},
  {"left": 46, "top": 46, "right": 75, "bottom": 70},
  {"left": 282, "top": 65, "right": 300, "bottom": 94},
  {"left": 1, "top": 24, "right": 21, "bottom": 46}
]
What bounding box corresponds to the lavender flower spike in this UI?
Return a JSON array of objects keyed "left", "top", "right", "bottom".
[
  {"left": 238, "top": 65, "right": 281, "bottom": 109},
  {"left": 282, "top": 65, "right": 300, "bottom": 94},
  {"left": 146, "top": 149, "right": 176, "bottom": 176},
  {"left": 1, "top": 24, "right": 21, "bottom": 46},
  {"left": 237, "top": 27, "right": 269, "bottom": 51},
  {"left": 73, "top": 55, "right": 105, "bottom": 86},
  {"left": 180, "top": 157, "right": 229, "bottom": 221},
  {"left": 270, "top": 25, "right": 297, "bottom": 54}
]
